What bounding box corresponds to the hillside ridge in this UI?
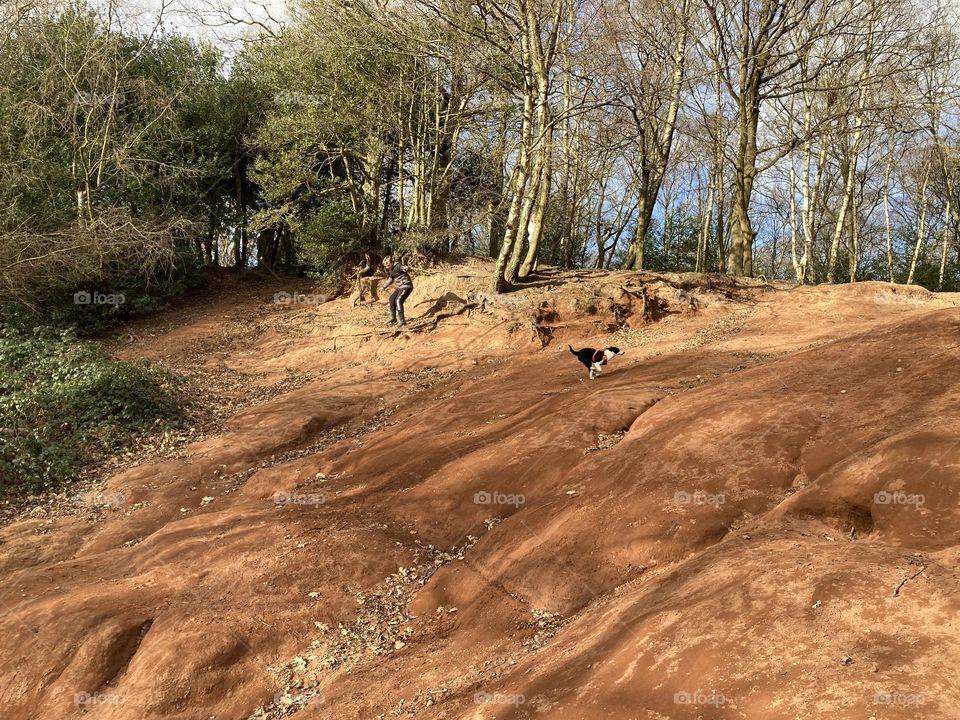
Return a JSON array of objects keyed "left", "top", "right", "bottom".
[{"left": 1, "top": 261, "right": 958, "bottom": 720}]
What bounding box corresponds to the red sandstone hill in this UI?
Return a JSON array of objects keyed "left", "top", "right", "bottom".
[{"left": 1, "top": 259, "right": 958, "bottom": 720}]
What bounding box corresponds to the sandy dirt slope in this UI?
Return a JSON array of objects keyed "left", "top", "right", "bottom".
[{"left": 1, "top": 259, "right": 958, "bottom": 720}]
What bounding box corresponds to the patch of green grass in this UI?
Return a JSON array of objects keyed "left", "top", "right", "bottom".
[{"left": 0, "top": 325, "right": 182, "bottom": 496}]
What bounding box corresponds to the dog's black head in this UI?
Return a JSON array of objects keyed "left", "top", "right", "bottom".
[{"left": 607, "top": 346, "right": 623, "bottom": 355}]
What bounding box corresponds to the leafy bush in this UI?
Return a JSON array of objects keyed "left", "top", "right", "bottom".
[
  {"left": 391, "top": 227, "right": 448, "bottom": 262},
  {"left": 293, "top": 201, "right": 368, "bottom": 276},
  {"left": 0, "top": 325, "right": 182, "bottom": 496},
  {"left": 1, "top": 244, "right": 206, "bottom": 336}
]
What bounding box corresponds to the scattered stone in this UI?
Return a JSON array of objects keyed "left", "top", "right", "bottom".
[
  {"left": 525, "top": 609, "right": 563, "bottom": 650},
  {"left": 584, "top": 431, "right": 626, "bottom": 453}
]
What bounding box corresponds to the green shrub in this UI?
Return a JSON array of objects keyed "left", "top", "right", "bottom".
[
  {"left": 0, "top": 325, "right": 182, "bottom": 496},
  {"left": 33, "top": 249, "right": 206, "bottom": 336},
  {"left": 294, "top": 201, "right": 368, "bottom": 277}
]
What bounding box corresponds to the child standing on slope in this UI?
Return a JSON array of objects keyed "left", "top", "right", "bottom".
[{"left": 382, "top": 254, "right": 413, "bottom": 327}]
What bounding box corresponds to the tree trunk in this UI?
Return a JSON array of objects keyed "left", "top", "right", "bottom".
[
  {"left": 728, "top": 78, "right": 760, "bottom": 277},
  {"left": 907, "top": 160, "right": 931, "bottom": 285},
  {"left": 939, "top": 200, "right": 952, "bottom": 290},
  {"left": 233, "top": 152, "right": 245, "bottom": 270},
  {"left": 624, "top": 187, "right": 653, "bottom": 270},
  {"left": 697, "top": 172, "right": 714, "bottom": 273},
  {"left": 519, "top": 149, "right": 551, "bottom": 278},
  {"left": 883, "top": 149, "right": 895, "bottom": 282},
  {"left": 789, "top": 156, "right": 802, "bottom": 282},
  {"left": 847, "top": 177, "right": 859, "bottom": 282},
  {"left": 493, "top": 90, "right": 534, "bottom": 293},
  {"left": 507, "top": 164, "right": 540, "bottom": 283}
]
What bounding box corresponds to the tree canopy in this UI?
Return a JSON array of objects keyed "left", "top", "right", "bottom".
[{"left": 1, "top": 0, "right": 959, "bottom": 302}]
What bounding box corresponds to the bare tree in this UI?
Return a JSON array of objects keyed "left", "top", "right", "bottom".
[{"left": 603, "top": 0, "right": 692, "bottom": 270}]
